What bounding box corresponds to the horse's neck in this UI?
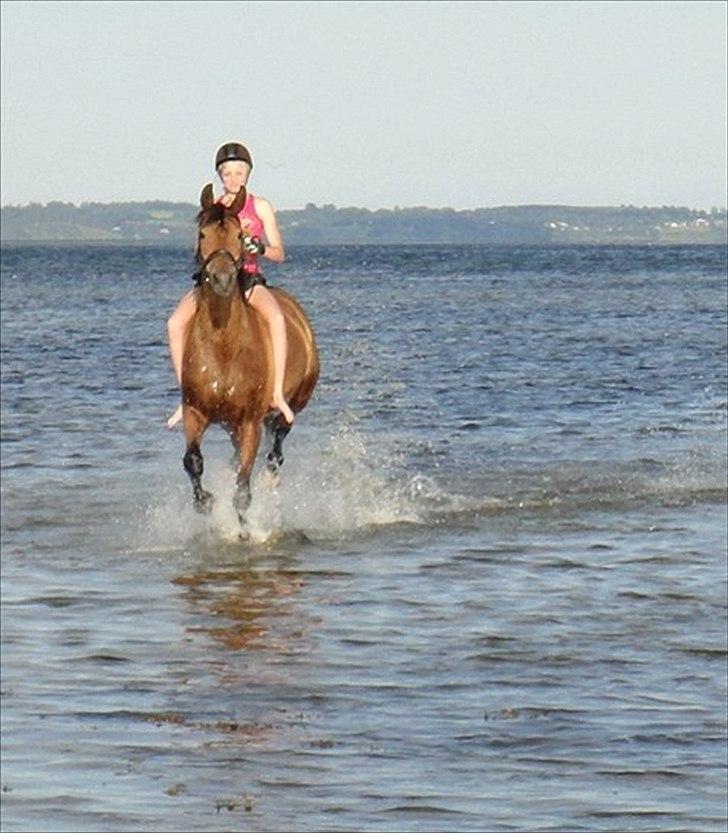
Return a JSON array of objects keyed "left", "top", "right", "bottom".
[{"left": 197, "top": 288, "right": 247, "bottom": 333}]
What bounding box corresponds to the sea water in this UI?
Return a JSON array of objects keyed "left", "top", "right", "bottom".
[{"left": 1, "top": 243, "right": 726, "bottom": 832}]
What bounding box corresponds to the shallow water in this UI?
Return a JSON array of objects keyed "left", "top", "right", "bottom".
[{"left": 1, "top": 243, "right": 726, "bottom": 831}]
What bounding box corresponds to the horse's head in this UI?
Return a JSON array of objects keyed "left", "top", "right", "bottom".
[{"left": 194, "top": 183, "right": 247, "bottom": 296}]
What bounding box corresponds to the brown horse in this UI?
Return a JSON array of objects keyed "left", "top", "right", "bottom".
[{"left": 180, "top": 183, "right": 319, "bottom": 530}]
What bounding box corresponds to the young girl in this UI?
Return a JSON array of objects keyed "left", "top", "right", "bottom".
[{"left": 166, "top": 141, "right": 294, "bottom": 428}]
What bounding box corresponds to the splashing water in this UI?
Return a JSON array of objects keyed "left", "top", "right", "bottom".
[{"left": 135, "top": 426, "right": 455, "bottom": 549}]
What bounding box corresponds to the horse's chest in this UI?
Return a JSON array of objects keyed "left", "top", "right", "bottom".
[{"left": 184, "top": 342, "right": 268, "bottom": 412}]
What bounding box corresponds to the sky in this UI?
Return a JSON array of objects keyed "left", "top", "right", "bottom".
[{"left": 1, "top": 0, "right": 726, "bottom": 210}]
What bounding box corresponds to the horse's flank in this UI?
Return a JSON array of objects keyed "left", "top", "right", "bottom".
[{"left": 272, "top": 288, "right": 320, "bottom": 412}]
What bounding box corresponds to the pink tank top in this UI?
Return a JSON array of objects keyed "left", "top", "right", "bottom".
[
  {"left": 217, "top": 191, "right": 265, "bottom": 274},
  {"left": 237, "top": 192, "right": 264, "bottom": 274}
]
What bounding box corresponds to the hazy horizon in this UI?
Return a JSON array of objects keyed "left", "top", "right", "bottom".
[
  {"left": 2, "top": 198, "right": 726, "bottom": 212},
  {"left": 2, "top": 1, "right": 726, "bottom": 211}
]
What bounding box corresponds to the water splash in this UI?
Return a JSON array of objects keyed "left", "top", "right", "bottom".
[
  {"left": 131, "top": 427, "right": 725, "bottom": 553},
  {"left": 135, "top": 426, "right": 450, "bottom": 550}
]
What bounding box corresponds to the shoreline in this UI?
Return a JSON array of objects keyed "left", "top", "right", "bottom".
[{"left": 2, "top": 239, "right": 727, "bottom": 248}]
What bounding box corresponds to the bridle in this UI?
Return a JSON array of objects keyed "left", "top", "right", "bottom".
[
  {"left": 192, "top": 247, "right": 244, "bottom": 281},
  {"left": 191, "top": 224, "right": 246, "bottom": 296},
  {"left": 191, "top": 207, "right": 263, "bottom": 297}
]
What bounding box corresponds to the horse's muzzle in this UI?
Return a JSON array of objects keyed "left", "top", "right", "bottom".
[
  {"left": 204, "top": 251, "right": 239, "bottom": 296},
  {"left": 208, "top": 269, "right": 236, "bottom": 296}
]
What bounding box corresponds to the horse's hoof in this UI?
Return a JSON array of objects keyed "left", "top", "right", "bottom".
[
  {"left": 262, "top": 466, "right": 281, "bottom": 491},
  {"left": 194, "top": 491, "right": 215, "bottom": 514}
]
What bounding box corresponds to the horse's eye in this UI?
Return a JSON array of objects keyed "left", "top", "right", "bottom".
[{"left": 199, "top": 231, "right": 205, "bottom": 239}]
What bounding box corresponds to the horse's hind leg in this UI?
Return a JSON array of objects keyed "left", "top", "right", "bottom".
[
  {"left": 183, "top": 407, "right": 213, "bottom": 513},
  {"left": 265, "top": 413, "right": 292, "bottom": 479},
  {"left": 233, "top": 419, "right": 263, "bottom": 529}
]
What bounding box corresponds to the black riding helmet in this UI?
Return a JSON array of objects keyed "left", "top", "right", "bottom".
[{"left": 215, "top": 142, "right": 253, "bottom": 170}]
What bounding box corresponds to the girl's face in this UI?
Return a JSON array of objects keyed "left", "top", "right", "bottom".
[{"left": 219, "top": 160, "right": 251, "bottom": 194}]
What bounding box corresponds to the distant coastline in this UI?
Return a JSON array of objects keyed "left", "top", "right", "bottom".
[{"left": 1, "top": 202, "right": 726, "bottom": 245}]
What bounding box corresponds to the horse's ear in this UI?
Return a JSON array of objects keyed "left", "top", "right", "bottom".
[
  {"left": 229, "top": 186, "right": 247, "bottom": 216},
  {"left": 200, "top": 183, "right": 214, "bottom": 209}
]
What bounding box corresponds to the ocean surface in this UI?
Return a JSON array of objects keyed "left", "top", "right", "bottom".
[{"left": 1, "top": 242, "right": 726, "bottom": 833}]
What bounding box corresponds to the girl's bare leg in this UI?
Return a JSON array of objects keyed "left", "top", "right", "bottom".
[
  {"left": 248, "top": 286, "right": 294, "bottom": 425},
  {"left": 166, "top": 289, "right": 198, "bottom": 428}
]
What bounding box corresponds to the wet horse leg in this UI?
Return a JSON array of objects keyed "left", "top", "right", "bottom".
[
  {"left": 233, "top": 419, "right": 263, "bottom": 528},
  {"left": 264, "top": 413, "right": 292, "bottom": 478},
  {"left": 183, "top": 406, "right": 213, "bottom": 512}
]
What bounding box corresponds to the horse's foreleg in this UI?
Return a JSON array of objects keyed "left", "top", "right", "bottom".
[
  {"left": 233, "top": 419, "right": 263, "bottom": 527},
  {"left": 183, "top": 406, "right": 213, "bottom": 513},
  {"left": 265, "top": 413, "right": 292, "bottom": 478}
]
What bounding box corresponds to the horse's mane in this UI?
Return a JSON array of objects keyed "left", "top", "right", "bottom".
[{"left": 196, "top": 204, "right": 237, "bottom": 226}]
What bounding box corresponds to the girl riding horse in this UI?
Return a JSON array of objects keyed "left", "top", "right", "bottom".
[
  {"left": 178, "top": 182, "right": 319, "bottom": 528},
  {"left": 167, "top": 142, "right": 294, "bottom": 427}
]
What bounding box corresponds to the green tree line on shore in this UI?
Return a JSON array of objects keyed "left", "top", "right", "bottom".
[{"left": 1, "top": 201, "right": 726, "bottom": 245}]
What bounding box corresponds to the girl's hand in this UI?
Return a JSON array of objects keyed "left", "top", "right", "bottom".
[{"left": 243, "top": 235, "right": 265, "bottom": 255}]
